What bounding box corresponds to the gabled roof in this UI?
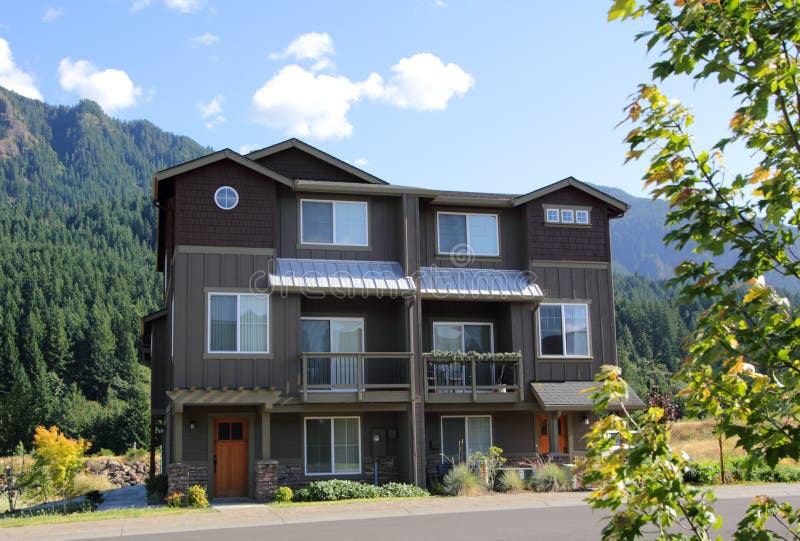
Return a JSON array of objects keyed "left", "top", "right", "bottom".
[
  {"left": 513, "top": 176, "right": 629, "bottom": 214},
  {"left": 530, "top": 381, "right": 645, "bottom": 411},
  {"left": 246, "top": 138, "right": 388, "bottom": 185},
  {"left": 152, "top": 149, "right": 295, "bottom": 200}
]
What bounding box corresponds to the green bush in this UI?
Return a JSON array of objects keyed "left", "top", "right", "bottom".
[
  {"left": 186, "top": 484, "right": 208, "bottom": 508},
  {"left": 496, "top": 470, "right": 526, "bottom": 492},
  {"left": 124, "top": 447, "right": 148, "bottom": 460},
  {"left": 380, "top": 482, "right": 429, "bottom": 498},
  {"left": 443, "top": 463, "right": 484, "bottom": 496},
  {"left": 531, "top": 463, "right": 571, "bottom": 492},
  {"left": 96, "top": 448, "right": 115, "bottom": 457},
  {"left": 165, "top": 492, "right": 184, "bottom": 508},
  {"left": 145, "top": 474, "right": 168, "bottom": 506},
  {"left": 429, "top": 482, "right": 445, "bottom": 496},
  {"left": 682, "top": 461, "right": 719, "bottom": 485},
  {"left": 85, "top": 489, "right": 104, "bottom": 509},
  {"left": 289, "top": 480, "right": 428, "bottom": 502},
  {"left": 273, "top": 486, "right": 293, "bottom": 503}
]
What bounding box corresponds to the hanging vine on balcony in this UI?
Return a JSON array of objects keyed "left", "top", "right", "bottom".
[{"left": 422, "top": 350, "right": 522, "bottom": 361}]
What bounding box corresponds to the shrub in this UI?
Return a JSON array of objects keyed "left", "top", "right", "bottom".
[
  {"left": 531, "top": 463, "right": 571, "bottom": 492},
  {"left": 443, "top": 463, "right": 484, "bottom": 496},
  {"left": 292, "top": 487, "right": 311, "bottom": 502},
  {"left": 682, "top": 461, "right": 719, "bottom": 485},
  {"left": 273, "top": 486, "right": 293, "bottom": 503},
  {"left": 165, "top": 492, "right": 184, "bottom": 508},
  {"left": 380, "top": 482, "right": 429, "bottom": 498},
  {"left": 145, "top": 474, "right": 168, "bottom": 506},
  {"left": 124, "top": 447, "right": 148, "bottom": 460},
  {"left": 496, "top": 470, "right": 526, "bottom": 492},
  {"left": 429, "top": 482, "right": 445, "bottom": 496},
  {"left": 186, "top": 485, "right": 208, "bottom": 508},
  {"left": 96, "top": 448, "right": 115, "bottom": 457},
  {"left": 470, "top": 446, "right": 506, "bottom": 490},
  {"left": 301, "top": 479, "right": 382, "bottom": 501},
  {"left": 85, "top": 490, "right": 104, "bottom": 509}
]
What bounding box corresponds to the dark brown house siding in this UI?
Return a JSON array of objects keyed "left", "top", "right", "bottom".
[
  {"left": 527, "top": 186, "right": 611, "bottom": 263},
  {"left": 174, "top": 160, "right": 276, "bottom": 248},
  {"left": 254, "top": 147, "right": 367, "bottom": 183}
]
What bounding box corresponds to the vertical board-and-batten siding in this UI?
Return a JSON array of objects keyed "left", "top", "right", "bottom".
[
  {"left": 172, "top": 250, "right": 292, "bottom": 391},
  {"left": 531, "top": 264, "right": 616, "bottom": 382}
]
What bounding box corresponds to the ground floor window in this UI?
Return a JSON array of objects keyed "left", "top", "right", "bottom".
[
  {"left": 304, "top": 417, "right": 361, "bottom": 474},
  {"left": 440, "top": 415, "right": 492, "bottom": 463}
]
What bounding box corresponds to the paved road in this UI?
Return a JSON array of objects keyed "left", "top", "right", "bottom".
[{"left": 85, "top": 495, "right": 800, "bottom": 541}]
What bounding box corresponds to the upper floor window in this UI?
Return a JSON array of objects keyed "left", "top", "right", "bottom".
[
  {"left": 544, "top": 206, "right": 591, "bottom": 226},
  {"left": 433, "top": 322, "right": 493, "bottom": 353},
  {"left": 538, "top": 303, "right": 589, "bottom": 357},
  {"left": 208, "top": 293, "right": 269, "bottom": 353},
  {"left": 300, "top": 199, "right": 368, "bottom": 246},
  {"left": 437, "top": 212, "right": 499, "bottom": 256},
  {"left": 214, "top": 186, "right": 239, "bottom": 210}
]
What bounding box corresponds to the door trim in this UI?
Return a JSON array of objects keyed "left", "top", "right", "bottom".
[{"left": 206, "top": 411, "right": 255, "bottom": 499}]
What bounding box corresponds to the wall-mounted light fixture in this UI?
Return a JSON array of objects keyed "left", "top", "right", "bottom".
[
  {"left": 189, "top": 420, "right": 196, "bottom": 431},
  {"left": 582, "top": 415, "right": 590, "bottom": 425}
]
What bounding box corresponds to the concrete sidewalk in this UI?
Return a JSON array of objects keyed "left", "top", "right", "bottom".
[{"left": 5, "top": 484, "right": 800, "bottom": 541}]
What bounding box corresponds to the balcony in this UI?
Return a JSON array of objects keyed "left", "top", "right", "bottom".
[
  {"left": 300, "top": 352, "right": 413, "bottom": 403},
  {"left": 424, "top": 352, "right": 523, "bottom": 403}
]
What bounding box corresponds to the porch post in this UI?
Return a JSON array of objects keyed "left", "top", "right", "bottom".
[
  {"left": 174, "top": 410, "right": 183, "bottom": 463},
  {"left": 259, "top": 406, "right": 271, "bottom": 459},
  {"left": 149, "top": 416, "right": 156, "bottom": 477},
  {"left": 548, "top": 412, "right": 559, "bottom": 455}
]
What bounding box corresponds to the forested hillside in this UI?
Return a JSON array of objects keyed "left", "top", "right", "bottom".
[{"left": 0, "top": 87, "right": 210, "bottom": 454}]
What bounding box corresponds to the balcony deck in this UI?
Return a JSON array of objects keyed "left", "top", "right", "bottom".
[
  {"left": 300, "top": 352, "right": 414, "bottom": 403},
  {"left": 424, "top": 354, "right": 523, "bottom": 403}
]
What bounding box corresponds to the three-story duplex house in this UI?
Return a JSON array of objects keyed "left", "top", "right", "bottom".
[{"left": 142, "top": 138, "right": 641, "bottom": 500}]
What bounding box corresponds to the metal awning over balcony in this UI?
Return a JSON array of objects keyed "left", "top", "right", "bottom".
[
  {"left": 419, "top": 266, "right": 543, "bottom": 301},
  {"left": 269, "top": 258, "right": 415, "bottom": 296},
  {"left": 531, "top": 381, "right": 645, "bottom": 411}
]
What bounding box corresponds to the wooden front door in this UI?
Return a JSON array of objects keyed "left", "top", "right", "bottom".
[
  {"left": 214, "top": 418, "right": 248, "bottom": 498},
  {"left": 537, "top": 415, "right": 568, "bottom": 454}
]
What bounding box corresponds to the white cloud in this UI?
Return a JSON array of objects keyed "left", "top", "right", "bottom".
[
  {"left": 252, "top": 65, "right": 364, "bottom": 139},
  {"left": 252, "top": 35, "right": 473, "bottom": 140},
  {"left": 197, "top": 94, "right": 225, "bottom": 129},
  {"left": 165, "top": 0, "right": 204, "bottom": 13},
  {"left": 0, "top": 38, "right": 42, "bottom": 100},
  {"left": 42, "top": 7, "right": 63, "bottom": 22},
  {"left": 378, "top": 53, "right": 473, "bottom": 110},
  {"left": 188, "top": 32, "right": 219, "bottom": 47},
  {"left": 238, "top": 144, "right": 258, "bottom": 155},
  {"left": 58, "top": 58, "right": 141, "bottom": 112},
  {"left": 269, "top": 32, "right": 334, "bottom": 67},
  {"left": 353, "top": 157, "right": 369, "bottom": 167},
  {"left": 434, "top": 0, "right": 446, "bottom": 6},
  {"left": 130, "top": 0, "right": 152, "bottom": 11}
]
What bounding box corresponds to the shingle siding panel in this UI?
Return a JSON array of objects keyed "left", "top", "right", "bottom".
[
  {"left": 174, "top": 160, "right": 275, "bottom": 248},
  {"left": 527, "top": 186, "right": 610, "bottom": 262}
]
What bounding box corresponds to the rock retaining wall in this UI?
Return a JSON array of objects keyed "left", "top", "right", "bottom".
[{"left": 85, "top": 458, "right": 155, "bottom": 487}]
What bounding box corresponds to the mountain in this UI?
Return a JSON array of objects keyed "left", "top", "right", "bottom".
[
  {"left": 600, "top": 185, "right": 797, "bottom": 293},
  {"left": 0, "top": 87, "right": 210, "bottom": 454}
]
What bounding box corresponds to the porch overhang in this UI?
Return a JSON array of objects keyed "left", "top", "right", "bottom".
[
  {"left": 166, "top": 388, "right": 282, "bottom": 413},
  {"left": 269, "top": 258, "right": 415, "bottom": 297},
  {"left": 419, "top": 266, "right": 543, "bottom": 301},
  {"left": 530, "top": 381, "right": 645, "bottom": 411}
]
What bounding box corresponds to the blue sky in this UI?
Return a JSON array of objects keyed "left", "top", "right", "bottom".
[{"left": 1, "top": 1, "right": 742, "bottom": 197}]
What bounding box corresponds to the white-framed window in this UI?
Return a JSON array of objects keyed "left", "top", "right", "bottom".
[
  {"left": 304, "top": 417, "right": 361, "bottom": 475},
  {"left": 561, "top": 209, "right": 574, "bottom": 224},
  {"left": 538, "top": 303, "right": 590, "bottom": 357},
  {"left": 207, "top": 293, "right": 269, "bottom": 353},
  {"left": 545, "top": 208, "right": 560, "bottom": 223},
  {"left": 440, "top": 415, "right": 492, "bottom": 463},
  {"left": 301, "top": 317, "right": 365, "bottom": 389},
  {"left": 300, "top": 199, "right": 368, "bottom": 246},
  {"left": 575, "top": 209, "right": 590, "bottom": 224},
  {"left": 214, "top": 186, "right": 239, "bottom": 210},
  {"left": 437, "top": 212, "right": 499, "bottom": 256},
  {"left": 432, "top": 322, "right": 494, "bottom": 353}
]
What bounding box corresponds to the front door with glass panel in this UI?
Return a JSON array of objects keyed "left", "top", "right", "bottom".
[
  {"left": 214, "top": 418, "right": 248, "bottom": 498},
  {"left": 301, "top": 318, "right": 364, "bottom": 390},
  {"left": 432, "top": 323, "right": 493, "bottom": 390}
]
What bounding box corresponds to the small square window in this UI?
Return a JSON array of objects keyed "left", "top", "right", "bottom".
[
  {"left": 561, "top": 209, "right": 574, "bottom": 224},
  {"left": 545, "top": 208, "right": 560, "bottom": 223},
  {"left": 576, "top": 210, "right": 590, "bottom": 224}
]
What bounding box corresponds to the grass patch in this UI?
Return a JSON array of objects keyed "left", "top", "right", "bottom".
[{"left": 0, "top": 506, "right": 214, "bottom": 528}]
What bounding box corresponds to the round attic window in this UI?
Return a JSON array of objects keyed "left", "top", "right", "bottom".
[{"left": 214, "top": 186, "right": 239, "bottom": 210}]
